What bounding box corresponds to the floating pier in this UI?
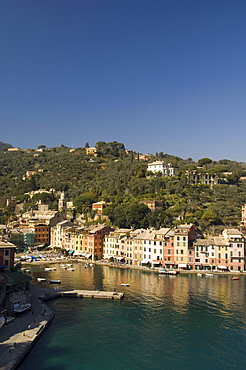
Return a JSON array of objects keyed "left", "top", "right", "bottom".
[{"left": 40, "top": 290, "right": 124, "bottom": 301}]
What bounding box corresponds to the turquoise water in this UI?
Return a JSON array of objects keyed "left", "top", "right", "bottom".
[{"left": 19, "top": 264, "right": 246, "bottom": 369}]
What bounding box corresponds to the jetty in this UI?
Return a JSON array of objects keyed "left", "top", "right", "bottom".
[{"left": 39, "top": 289, "right": 124, "bottom": 301}]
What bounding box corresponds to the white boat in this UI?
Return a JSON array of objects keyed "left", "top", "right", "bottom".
[
  {"left": 67, "top": 268, "right": 74, "bottom": 271},
  {"left": 205, "top": 273, "right": 213, "bottom": 277},
  {"left": 13, "top": 303, "right": 31, "bottom": 316},
  {"left": 197, "top": 273, "right": 203, "bottom": 277},
  {"left": 45, "top": 267, "right": 56, "bottom": 271},
  {"left": 121, "top": 283, "right": 130, "bottom": 287},
  {"left": 159, "top": 269, "right": 179, "bottom": 275},
  {"left": 37, "top": 277, "right": 46, "bottom": 282}
]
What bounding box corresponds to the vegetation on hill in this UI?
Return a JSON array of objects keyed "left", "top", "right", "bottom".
[{"left": 0, "top": 142, "right": 246, "bottom": 234}]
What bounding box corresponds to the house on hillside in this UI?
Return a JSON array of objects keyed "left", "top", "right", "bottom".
[{"left": 147, "top": 161, "right": 177, "bottom": 177}]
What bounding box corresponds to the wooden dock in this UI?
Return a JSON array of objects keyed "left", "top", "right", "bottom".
[{"left": 40, "top": 290, "right": 124, "bottom": 301}]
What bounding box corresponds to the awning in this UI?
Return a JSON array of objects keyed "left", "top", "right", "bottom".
[
  {"left": 85, "top": 253, "right": 92, "bottom": 258},
  {"left": 73, "top": 252, "right": 83, "bottom": 256},
  {"left": 103, "top": 254, "right": 114, "bottom": 259},
  {"left": 116, "top": 256, "right": 125, "bottom": 260},
  {"left": 218, "top": 265, "right": 228, "bottom": 269},
  {"left": 68, "top": 250, "right": 74, "bottom": 254},
  {"left": 141, "top": 259, "right": 150, "bottom": 264},
  {"left": 178, "top": 264, "right": 187, "bottom": 268}
]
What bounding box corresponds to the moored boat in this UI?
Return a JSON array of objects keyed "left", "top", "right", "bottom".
[
  {"left": 37, "top": 277, "right": 46, "bottom": 282},
  {"left": 231, "top": 277, "right": 239, "bottom": 280},
  {"left": 50, "top": 280, "right": 61, "bottom": 284},
  {"left": 13, "top": 303, "right": 31, "bottom": 316},
  {"left": 121, "top": 283, "right": 130, "bottom": 287},
  {"left": 159, "top": 269, "right": 179, "bottom": 275}
]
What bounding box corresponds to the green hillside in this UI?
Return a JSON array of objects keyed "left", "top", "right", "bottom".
[{"left": 0, "top": 141, "right": 246, "bottom": 233}]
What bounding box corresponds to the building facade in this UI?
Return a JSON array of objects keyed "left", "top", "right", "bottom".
[{"left": 147, "top": 162, "right": 177, "bottom": 177}]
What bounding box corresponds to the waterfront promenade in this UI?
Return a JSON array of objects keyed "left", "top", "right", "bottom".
[{"left": 0, "top": 285, "right": 55, "bottom": 370}]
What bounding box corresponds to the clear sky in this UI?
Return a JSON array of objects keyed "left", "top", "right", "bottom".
[{"left": 1, "top": 0, "right": 246, "bottom": 161}]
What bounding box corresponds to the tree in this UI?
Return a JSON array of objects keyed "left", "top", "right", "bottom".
[
  {"left": 73, "top": 193, "right": 97, "bottom": 217},
  {"left": 38, "top": 145, "right": 46, "bottom": 149},
  {"left": 198, "top": 158, "right": 212, "bottom": 168}
]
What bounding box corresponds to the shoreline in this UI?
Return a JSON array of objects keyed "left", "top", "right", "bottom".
[{"left": 20, "top": 257, "right": 245, "bottom": 275}]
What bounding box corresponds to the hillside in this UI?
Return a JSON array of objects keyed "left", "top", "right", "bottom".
[
  {"left": 0, "top": 141, "right": 246, "bottom": 233},
  {"left": 0, "top": 141, "right": 12, "bottom": 151}
]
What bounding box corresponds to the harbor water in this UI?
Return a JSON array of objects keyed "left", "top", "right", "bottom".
[{"left": 19, "top": 263, "right": 246, "bottom": 369}]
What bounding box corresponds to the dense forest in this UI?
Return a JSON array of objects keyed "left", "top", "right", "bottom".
[{"left": 1, "top": 141, "right": 246, "bottom": 234}]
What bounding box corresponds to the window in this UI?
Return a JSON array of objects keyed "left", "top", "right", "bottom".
[
  {"left": 181, "top": 250, "right": 184, "bottom": 254},
  {"left": 168, "top": 249, "right": 171, "bottom": 254},
  {"left": 4, "top": 249, "right": 9, "bottom": 256}
]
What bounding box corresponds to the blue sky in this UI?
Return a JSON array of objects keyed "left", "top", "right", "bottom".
[{"left": 1, "top": 0, "right": 246, "bottom": 161}]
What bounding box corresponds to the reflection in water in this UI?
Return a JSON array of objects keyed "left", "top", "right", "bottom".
[{"left": 19, "top": 263, "right": 246, "bottom": 370}]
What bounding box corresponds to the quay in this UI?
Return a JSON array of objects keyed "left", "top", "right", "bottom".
[
  {"left": 0, "top": 287, "right": 123, "bottom": 370},
  {"left": 40, "top": 289, "right": 125, "bottom": 301}
]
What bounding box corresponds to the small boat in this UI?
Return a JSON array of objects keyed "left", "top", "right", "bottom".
[
  {"left": 231, "top": 277, "right": 240, "bottom": 280},
  {"left": 197, "top": 273, "right": 203, "bottom": 277},
  {"left": 4, "top": 316, "right": 15, "bottom": 325},
  {"left": 45, "top": 267, "right": 56, "bottom": 271},
  {"left": 67, "top": 268, "right": 74, "bottom": 271},
  {"left": 13, "top": 303, "right": 31, "bottom": 316},
  {"left": 37, "top": 277, "right": 46, "bottom": 282},
  {"left": 205, "top": 273, "right": 213, "bottom": 277},
  {"left": 50, "top": 280, "right": 61, "bottom": 284},
  {"left": 159, "top": 269, "right": 179, "bottom": 275},
  {"left": 121, "top": 283, "right": 130, "bottom": 287},
  {"left": 84, "top": 264, "right": 88, "bottom": 268}
]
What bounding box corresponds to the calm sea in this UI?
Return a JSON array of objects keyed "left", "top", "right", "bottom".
[{"left": 19, "top": 263, "right": 246, "bottom": 370}]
